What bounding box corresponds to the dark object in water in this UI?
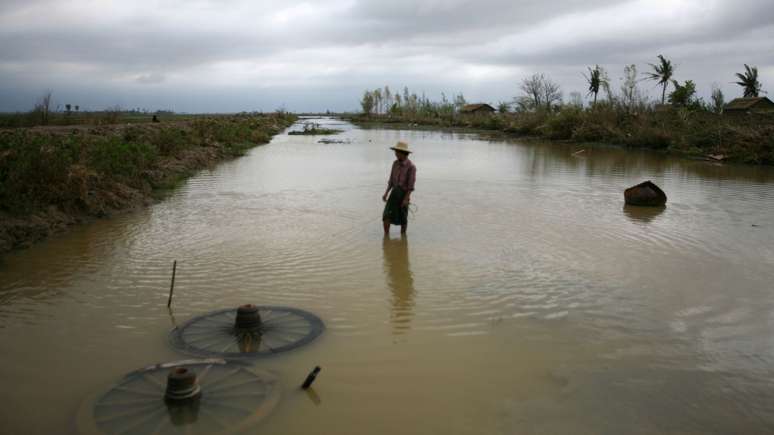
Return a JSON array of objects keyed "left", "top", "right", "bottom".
[
  {"left": 318, "top": 138, "right": 350, "bottom": 144},
  {"left": 165, "top": 367, "right": 202, "bottom": 403},
  {"left": 77, "top": 359, "right": 280, "bottom": 435},
  {"left": 170, "top": 305, "right": 325, "bottom": 359},
  {"left": 624, "top": 181, "right": 667, "bottom": 206},
  {"left": 302, "top": 366, "right": 321, "bottom": 389},
  {"left": 235, "top": 303, "right": 262, "bottom": 330},
  {"left": 167, "top": 260, "right": 177, "bottom": 308}
]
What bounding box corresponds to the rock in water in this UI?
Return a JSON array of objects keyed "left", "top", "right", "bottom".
[{"left": 624, "top": 181, "right": 667, "bottom": 206}]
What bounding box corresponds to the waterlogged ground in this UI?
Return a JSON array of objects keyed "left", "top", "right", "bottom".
[{"left": 2, "top": 117, "right": 774, "bottom": 434}]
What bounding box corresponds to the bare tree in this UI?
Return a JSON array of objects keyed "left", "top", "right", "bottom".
[
  {"left": 453, "top": 93, "right": 467, "bottom": 113},
  {"left": 34, "top": 91, "right": 53, "bottom": 125},
  {"left": 383, "top": 86, "right": 392, "bottom": 114},
  {"left": 569, "top": 91, "right": 584, "bottom": 108},
  {"left": 620, "top": 64, "right": 644, "bottom": 113},
  {"left": 541, "top": 79, "right": 562, "bottom": 111},
  {"left": 392, "top": 93, "right": 402, "bottom": 113},
  {"left": 520, "top": 74, "right": 544, "bottom": 110},
  {"left": 373, "top": 88, "right": 382, "bottom": 115},
  {"left": 519, "top": 73, "right": 562, "bottom": 111},
  {"left": 710, "top": 84, "right": 725, "bottom": 114}
]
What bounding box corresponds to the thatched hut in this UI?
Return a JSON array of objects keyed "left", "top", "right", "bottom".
[
  {"left": 724, "top": 97, "right": 774, "bottom": 114},
  {"left": 460, "top": 104, "right": 496, "bottom": 115}
]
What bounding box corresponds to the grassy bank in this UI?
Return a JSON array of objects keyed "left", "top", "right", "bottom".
[
  {"left": 0, "top": 113, "right": 296, "bottom": 252},
  {"left": 0, "top": 110, "right": 203, "bottom": 128},
  {"left": 347, "top": 107, "right": 774, "bottom": 165}
]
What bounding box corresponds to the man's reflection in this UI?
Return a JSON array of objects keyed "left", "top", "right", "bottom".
[{"left": 382, "top": 235, "right": 415, "bottom": 335}]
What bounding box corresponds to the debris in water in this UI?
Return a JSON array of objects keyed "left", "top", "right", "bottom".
[
  {"left": 170, "top": 305, "right": 325, "bottom": 359},
  {"left": 318, "top": 138, "right": 350, "bottom": 144},
  {"left": 77, "top": 359, "right": 280, "bottom": 435},
  {"left": 302, "top": 366, "right": 321, "bottom": 389}
]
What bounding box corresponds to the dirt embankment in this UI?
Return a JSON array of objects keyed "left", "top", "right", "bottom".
[{"left": 0, "top": 114, "right": 296, "bottom": 253}]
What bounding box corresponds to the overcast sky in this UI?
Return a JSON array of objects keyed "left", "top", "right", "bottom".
[{"left": 1, "top": 0, "right": 772, "bottom": 113}]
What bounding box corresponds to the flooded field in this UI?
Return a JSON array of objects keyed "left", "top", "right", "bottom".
[{"left": 2, "top": 117, "right": 774, "bottom": 434}]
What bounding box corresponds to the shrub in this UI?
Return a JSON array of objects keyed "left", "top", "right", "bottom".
[
  {"left": 506, "top": 111, "right": 549, "bottom": 135},
  {"left": 571, "top": 121, "right": 617, "bottom": 143},
  {"left": 0, "top": 132, "right": 81, "bottom": 212},
  {"left": 152, "top": 127, "right": 189, "bottom": 155},
  {"left": 624, "top": 126, "right": 671, "bottom": 149},
  {"left": 88, "top": 137, "right": 158, "bottom": 178},
  {"left": 541, "top": 107, "right": 583, "bottom": 140}
]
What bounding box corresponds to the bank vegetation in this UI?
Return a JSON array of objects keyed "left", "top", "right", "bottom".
[
  {"left": 350, "top": 61, "right": 774, "bottom": 165},
  {"left": 0, "top": 112, "right": 296, "bottom": 252}
]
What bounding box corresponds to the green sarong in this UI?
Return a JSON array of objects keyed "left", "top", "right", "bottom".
[{"left": 383, "top": 186, "right": 408, "bottom": 226}]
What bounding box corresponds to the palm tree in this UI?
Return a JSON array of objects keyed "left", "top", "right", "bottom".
[
  {"left": 644, "top": 54, "right": 674, "bottom": 104},
  {"left": 584, "top": 65, "right": 608, "bottom": 106},
  {"left": 735, "top": 64, "right": 762, "bottom": 98}
]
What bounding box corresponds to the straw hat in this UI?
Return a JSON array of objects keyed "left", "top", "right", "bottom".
[{"left": 390, "top": 141, "right": 412, "bottom": 154}]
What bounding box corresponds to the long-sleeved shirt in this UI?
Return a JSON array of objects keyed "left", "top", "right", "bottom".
[{"left": 388, "top": 159, "right": 416, "bottom": 192}]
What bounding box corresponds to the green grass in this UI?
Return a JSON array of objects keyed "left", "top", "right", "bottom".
[
  {"left": 0, "top": 110, "right": 206, "bottom": 128},
  {"left": 0, "top": 113, "right": 297, "bottom": 215}
]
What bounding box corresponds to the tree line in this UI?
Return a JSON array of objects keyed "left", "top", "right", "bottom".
[
  {"left": 360, "top": 58, "right": 766, "bottom": 116},
  {"left": 360, "top": 86, "right": 467, "bottom": 117}
]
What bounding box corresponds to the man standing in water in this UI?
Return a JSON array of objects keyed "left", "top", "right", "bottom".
[{"left": 382, "top": 141, "right": 416, "bottom": 236}]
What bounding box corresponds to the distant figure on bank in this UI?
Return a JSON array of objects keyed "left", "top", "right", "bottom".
[
  {"left": 382, "top": 141, "right": 416, "bottom": 235},
  {"left": 152, "top": 115, "right": 159, "bottom": 123}
]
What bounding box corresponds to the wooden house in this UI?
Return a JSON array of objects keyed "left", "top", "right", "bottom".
[
  {"left": 460, "top": 103, "right": 496, "bottom": 115},
  {"left": 724, "top": 97, "right": 774, "bottom": 114}
]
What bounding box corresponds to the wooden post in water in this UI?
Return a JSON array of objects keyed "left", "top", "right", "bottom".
[
  {"left": 302, "top": 366, "right": 321, "bottom": 389},
  {"left": 167, "top": 260, "right": 177, "bottom": 308}
]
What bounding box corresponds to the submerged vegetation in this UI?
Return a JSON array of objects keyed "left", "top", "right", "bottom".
[
  {"left": 287, "top": 122, "right": 342, "bottom": 135},
  {"left": 353, "top": 61, "right": 773, "bottom": 165},
  {"left": 0, "top": 112, "right": 296, "bottom": 252}
]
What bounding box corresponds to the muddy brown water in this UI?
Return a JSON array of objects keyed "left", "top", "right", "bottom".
[{"left": 2, "top": 117, "right": 774, "bottom": 434}]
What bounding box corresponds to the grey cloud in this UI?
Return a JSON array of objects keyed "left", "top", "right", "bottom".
[
  {"left": 136, "top": 73, "right": 165, "bottom": 84},
  {"left": 0, "top": 0, "right": 772, "bottom": 112},
  {"left": 0, "top": 29, "right": 277, "bottom": 70},
  {"left": 348, "top": 0, "right": 622, "bottom": 38}
]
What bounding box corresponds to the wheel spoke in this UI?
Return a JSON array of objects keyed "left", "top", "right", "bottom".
[
  {"left": 202, "top": 400, "right": 255, "bottom": 418},
  {"left": 141, "top": 373, "right": 166, "bottom": 390},
  {"left": 113, "top": 386, "right": 160, "bottom": 397},
  {"left": 96, "top": 402, "right": 160, "bottom": 423},
  {"left": 111, "top": 407, "right": 166, "bottom": 435},
  {"left": 91, "top": 362, "right": 279, "bottom": 435},
  {"left": 207, "top": 376, "right": 265, "bottom": 394},
  {"left": 201, "top": 368, "right": 242, "bottom": 388},
  {"left": 174, "top": 306, "right": 322, "bottom": 357},
  {"left": 197, "top": 406, "right": 229, "bottom": 430}
]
